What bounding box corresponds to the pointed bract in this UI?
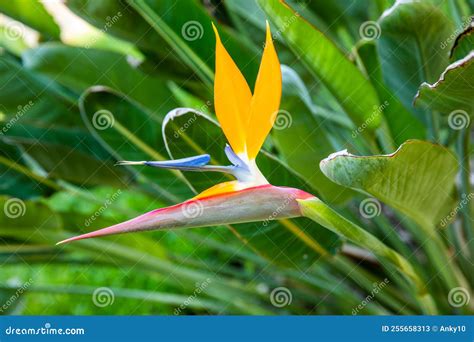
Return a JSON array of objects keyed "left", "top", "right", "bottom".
[{"left": 58, "top": 185, "right": 314, "bottom": 245}]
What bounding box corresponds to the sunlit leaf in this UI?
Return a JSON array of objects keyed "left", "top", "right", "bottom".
[
  {"left": 0, "top": 0, "right": 60, "bottom": 39},
  {"left": 320, "top": 140, "right": 458, "bottom": 228}
]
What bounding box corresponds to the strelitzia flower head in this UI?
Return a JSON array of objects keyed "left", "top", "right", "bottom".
[{"left": 58, "top": 22, "right": 315, "bottom": 245}]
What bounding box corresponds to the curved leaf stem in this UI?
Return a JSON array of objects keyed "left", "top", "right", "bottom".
[{"left": 298, "top": 197, "right": 438, "bottom": 314}]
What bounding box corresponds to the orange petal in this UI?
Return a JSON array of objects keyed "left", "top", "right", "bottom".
[
  {"left": 212, "top": 23, "right": 252, "bottom": 155},
  {"left": 194, "top": 181, "right": 239, "bottom": 199},
  {"left": 246, "top": 21, "right": 282, "bottom": 159}
]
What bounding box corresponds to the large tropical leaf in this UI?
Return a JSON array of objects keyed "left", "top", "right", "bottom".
[
  {"left": 356, "top": 42, "right": 425, "bottom": 144},
  {"left": 0, "top": 53, "right": 78, "bottom": 126},
  {"left": 414, "top": 52, "right": 474, "bottom": 114},
  {"left": 22, "top": 43, "right": 178, "bottom": 115},
  {"left": 258, "top": 0, "right": 381, "bottom": 131},
  {"left": 378, "top": 1, "right": 454, "bottom": 116},
  {"left": 320, "top": 140, "right": 458, "bottom": 229},
  {"left": 450, "top": 18, "right": 473, "bottom": 61}
]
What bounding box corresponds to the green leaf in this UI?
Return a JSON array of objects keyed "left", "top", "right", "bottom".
[
  {"left": 22, "top": 43, "right": 178, "bottom": 114},
  {"left": 1, "top": 123, "right": 131, "bottom": 187},
  {"left": 320, "top": 140, "right": 458, "bottom": 228},
  {"left": 3, "top": 123, "right": 111, "bottom": 160},
  {"left": 356, "top": 42, "right": 426, "bottom": 144},
  {"left": 0, "top": 53, "right": 79, "bottom": 126},
  {"left": 414, "top": 52, "right": 474, "bottom": 114},
  {"left": 0, "top": 196, "right": 62, "bottom": 244},
  {"left": 258, "top": 0, "right": 381, "bottom": 131},
  {"left": 378, "top": 1, "right": 455, "bottom": 114},
  {"left": 0, "top": 142, "right": 48, "bottom": 199},
  {"left": 78, "top": 87, "right": 193, "bottom": 203},
  {"left": 162, "top": 108, "right": 341, "bottom": 267},
  {"left": 0, "top": 0, "right": 60, "bottom": 39},
  {"left": 65, "top": 0, "right": 168, "bottom": 53},
  {"left": 273, "top": 66, "right": 354, "bottom": 203},
  {"left": 450, "top": 19, "right": 473, "bottom": 61},
  {"left": 128, "top": 0, "right": 259, "bottom": 88}
]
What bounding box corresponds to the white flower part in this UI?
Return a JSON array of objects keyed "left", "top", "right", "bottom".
[{"left": 232, "top": 152, "right": 269, "bottom": 188}]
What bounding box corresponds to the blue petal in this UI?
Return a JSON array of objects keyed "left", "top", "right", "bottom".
[
  {"left": 145, "top": 154, "right": 210, "bottom": 168},
  {"left": 224, "top": 145, "right": 247, "bottom": 168},
  {"left": 117, "top": 155, "right": 236, "bottom": 174},
  {"left": 117, "top": 154, "right": 211, "bottom": 171}
]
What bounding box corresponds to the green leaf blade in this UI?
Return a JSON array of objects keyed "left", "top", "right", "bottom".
[{"left": 258, "top": 0, "right": 381, "bottom": 130}]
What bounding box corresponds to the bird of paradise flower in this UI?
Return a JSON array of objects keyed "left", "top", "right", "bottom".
[
  {"left": 57, "top": 21, "right": 315, "bottom": 245},
  {"left": 54, "top": 21, "right": 440, "bottom": 315}
]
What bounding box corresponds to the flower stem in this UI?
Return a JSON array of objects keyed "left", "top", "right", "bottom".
[{"left": 298, "top": 197, "right": 438, "bottom": 314}]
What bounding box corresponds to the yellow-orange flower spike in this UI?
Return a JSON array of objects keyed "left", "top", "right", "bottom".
[
  {"left": 246, "top": 21, "right": 282, "bottom": 159},
  {"left": 212, "top": 23, "right": 252, "bottom": 156}
]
